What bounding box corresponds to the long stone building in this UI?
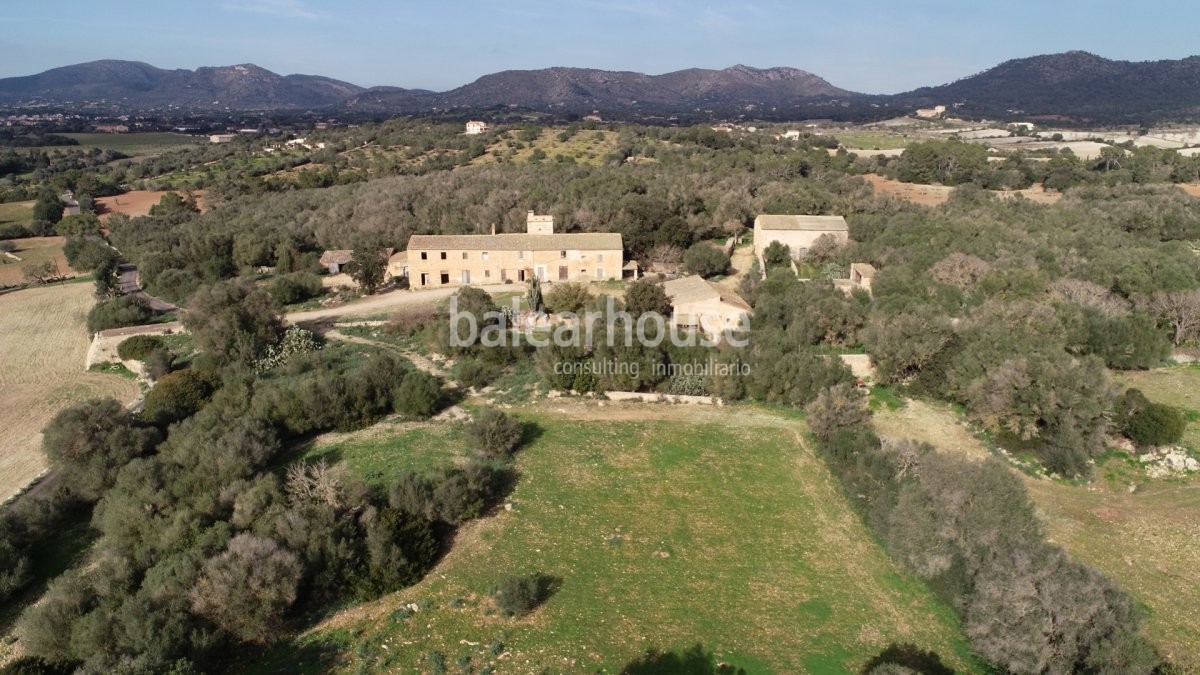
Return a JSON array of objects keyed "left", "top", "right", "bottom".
[
  {"left": 753, "top": 214, "right": 848, "bottom": 260},
  {"left": 406, "top": 213, "right": 623, "bottom": 288}
]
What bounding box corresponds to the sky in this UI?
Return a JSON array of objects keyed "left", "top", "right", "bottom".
[{"left": 1, "top": 0, "right": 1198, "bottom": 94}]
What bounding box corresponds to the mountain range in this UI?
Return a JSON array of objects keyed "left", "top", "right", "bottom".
[{"left": 2, "top": 52, "right": 1199, "bottom": 122}]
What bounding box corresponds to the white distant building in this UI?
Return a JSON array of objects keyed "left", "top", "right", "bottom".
[
  {"left": 209, "top": 133, "right": 236, "bottom": 143},
  {"left": 915, "top": 105, "right": 947, "bottom": 119},
  {"left": 465, "top": 120, "right": 490, "bottom": 135},
  {"left": 780, "top": 130, "right": 802, "bottom": 140}
]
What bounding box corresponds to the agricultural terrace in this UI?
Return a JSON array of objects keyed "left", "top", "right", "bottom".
[
  {"left": 474, "top": 127, "right": 622, "bottom": 167},
  {"left": 59, "top": 132, "right": 203, "bottom": 157},
  {"left": 248, "top": 404, "right": 981, "bottom": 674},
  {"left": 0, "top": 283, "right": 138, "bottom": 501}
]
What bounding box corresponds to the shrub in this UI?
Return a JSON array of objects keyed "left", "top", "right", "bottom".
[
  {"left": 763, "top": 241, "right": 791, "bottom": 267},
  {"left": 490, "top": 573, "right": 558, "bottom": 617},
  {"left": 468, "top": 407, "right": 524, "bottom": 457},
  {"left": 544, "top": 282, "right": 592, "bottom": 314},
  {"left": 623, "top": 278, "right": 672, "bottom": 318},
  {"left": 269, "top": 272, "right": 323, "bottom": 306},
  {"left": 682, "top": 242, "right": 730, "bottom": 278},
  {"left": 1115, "top": 388, "right": 1186, "bottom": 447},
  {"left": 189, "top": 534, "right": 302, "bottom": 644},
  {"left": 86, "top": 295, "right": 155, "bottom": 333},
  {"left": 141, "top": 369, "right": 219, "bottom": 427},
  {"left": 393, "top": 370, "right": 442, "bottom": 418},
  {"left": 116, "top": 335, "right": 165, "bottom": 361},
  {"left": 42, "top": 398, "right": 161, "bottom": 501},
  {"left": 452, "top": 358, "right": 501, "bottom": 389},
  {"left": 805, "top": 383, "right": 871, "bottom": 442}
]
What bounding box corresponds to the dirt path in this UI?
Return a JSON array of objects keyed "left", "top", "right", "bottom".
[
  {"left": 714, "top": 244, "right": 756, "bottom": 292},
  {"left": 324, "top": 329, "right": 447, "bottom": 378},
  {"left": 286, "top": 284, "right": 512, "bottom": 324}
]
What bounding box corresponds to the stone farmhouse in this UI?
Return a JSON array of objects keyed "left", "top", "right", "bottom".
[
  {"left": 662, "top": 275, "right": 751, "bottom": 336},
  {"left": 319, "top": 249, "right": 353, "bottom": 274},
  {"left": 753, "top": 214, "right": 848, "bottom": 261},
  {"left": 405, "top": 212, "right": 623, "bottom": 288},
  {"left": 464, "top": 120, "right": 490, "bottom": 135}
]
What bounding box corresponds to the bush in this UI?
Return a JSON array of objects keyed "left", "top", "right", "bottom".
[
  {"left": 1115, "top": 388, "right": 1186, "bottom": 446},
  {"left": 490, "top": 573, "right": 558, "bottom": 617},
  {"left": 141, "top": 369, "right": 219, "bottom": 427},
  {"left": 805, "top": 383, "right": 871, "bottom": 442},
  {"left": 116, "top": 335, "right": 165, "bottom": 361},
  {"left": 452, "top": 358, "right": 501, "bottom": 389},
  {"left": 763, "top": 241, "right": 791, "bottom": 267},
  {"left": 393, "top": 370, "right": 442, "bottom": 418},
  {"left": 189, "top": 534, "right": 302, "bottom": 644},
  {"left": 269, "top": 272, "right": 323, "bottom": 306},
  {"left": 682, "top": 242, "right": 730, "bottom": 278},
  {"left": 468, "top": 407, "right": 524, "bottom": 457},
  {"left": 544, "top": 282, "right": 592, "bottom": 314},
  {"left": 86, "top": 295, "right": 154, "bottom": 333},
  {"left": 41, "top": 398, "right": 161, "bottom": 501}
]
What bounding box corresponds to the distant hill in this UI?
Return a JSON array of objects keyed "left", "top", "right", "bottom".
[
  {"left": 342, "top": 64, "right": 852, "bottom": 114},
  {"left": 0, "top": 60, "right": 364, "bottom": 109},
  {"left": 5, "top": 53, "right": 1200, "bottom": 123},
  {"left": 896, "top": 51, "right": 1200, "bottom": 121}
]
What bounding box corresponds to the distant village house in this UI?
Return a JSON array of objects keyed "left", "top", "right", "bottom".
[{"left": 464, "top": 120, "right": 490, "bottom": 135}]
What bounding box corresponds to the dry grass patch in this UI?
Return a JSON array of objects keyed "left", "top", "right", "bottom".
[
  {"left": 0, "top": 283, "right": 138, "bottom": 501},
  {"left": 0, "top": 237, "right": 75, "bottom": 287},
  {"left": 95, "top": 190, "right": 206, "bottom": 222}
]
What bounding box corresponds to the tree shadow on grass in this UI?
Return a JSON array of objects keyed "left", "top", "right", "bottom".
[
  {"left": 861, "top": 643, "right": 956, "bottom": 674},
  {"left": 621, "top": 644, "right": 747, "bottom": 675}
]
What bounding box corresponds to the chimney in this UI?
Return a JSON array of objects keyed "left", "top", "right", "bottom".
[{"left": 490, "top": 223, "right": 496, "bottom": 236}]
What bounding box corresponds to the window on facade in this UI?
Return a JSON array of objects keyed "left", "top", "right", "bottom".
[
  {"left": 420, "top": 252, "right": 427, "bottom": 260},
  {"left": 482, "top": 251, "right": 489, "bottom": 261},
  {"left": 484, "top": 270, "right": 491, "bottom": 278},
  {"left": 560, "top": 250, "right": 567, "bottom": 259},
  {"left": 518, "top": 251, "right": 524, "bottom": 260},
  {"left": 597, "top": 254, "right": 604, "bottom": 262},
  {"left": 440, "top": 251, "right": 447, "bottom": 260},
  {"left": 462, "top": 252, "right": 468, "bottom": 260}
]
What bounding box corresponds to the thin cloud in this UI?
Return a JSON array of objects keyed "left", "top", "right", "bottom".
[
  {"left": 571, "top": 0, "right": 673, "bottom": 18},
  {"left": 221, "top": 0, "right": 326, "bottom": 20}
]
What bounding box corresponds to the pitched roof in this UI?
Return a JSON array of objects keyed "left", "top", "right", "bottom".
[
  {"left": 388, "top": 251, "right": 408, "bottom": 265},
  {"left": 754, "top": 214, "right": 848, "bottom": 232},
  {"left": 662, "top": 275, "right": 751, "bottom": 311},
  {"left": 407, "top": 232, "right": 622, "bottom": 252},
  {"left": 851, "top": 262, "right": 877, "bottom": 278},
  {"left": 319, "top": 249, "right": 353, "bottom": 265}
]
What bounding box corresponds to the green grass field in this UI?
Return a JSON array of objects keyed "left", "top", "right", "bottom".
[
  {"left": 250, "top": 406, "right": 981, "bottom": 674},
  {"left": 0, "top": 200, "right": 33, "bottom": 227},
  {"left": 60, "top": 132, "right": 202, "bottom": 156}
]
